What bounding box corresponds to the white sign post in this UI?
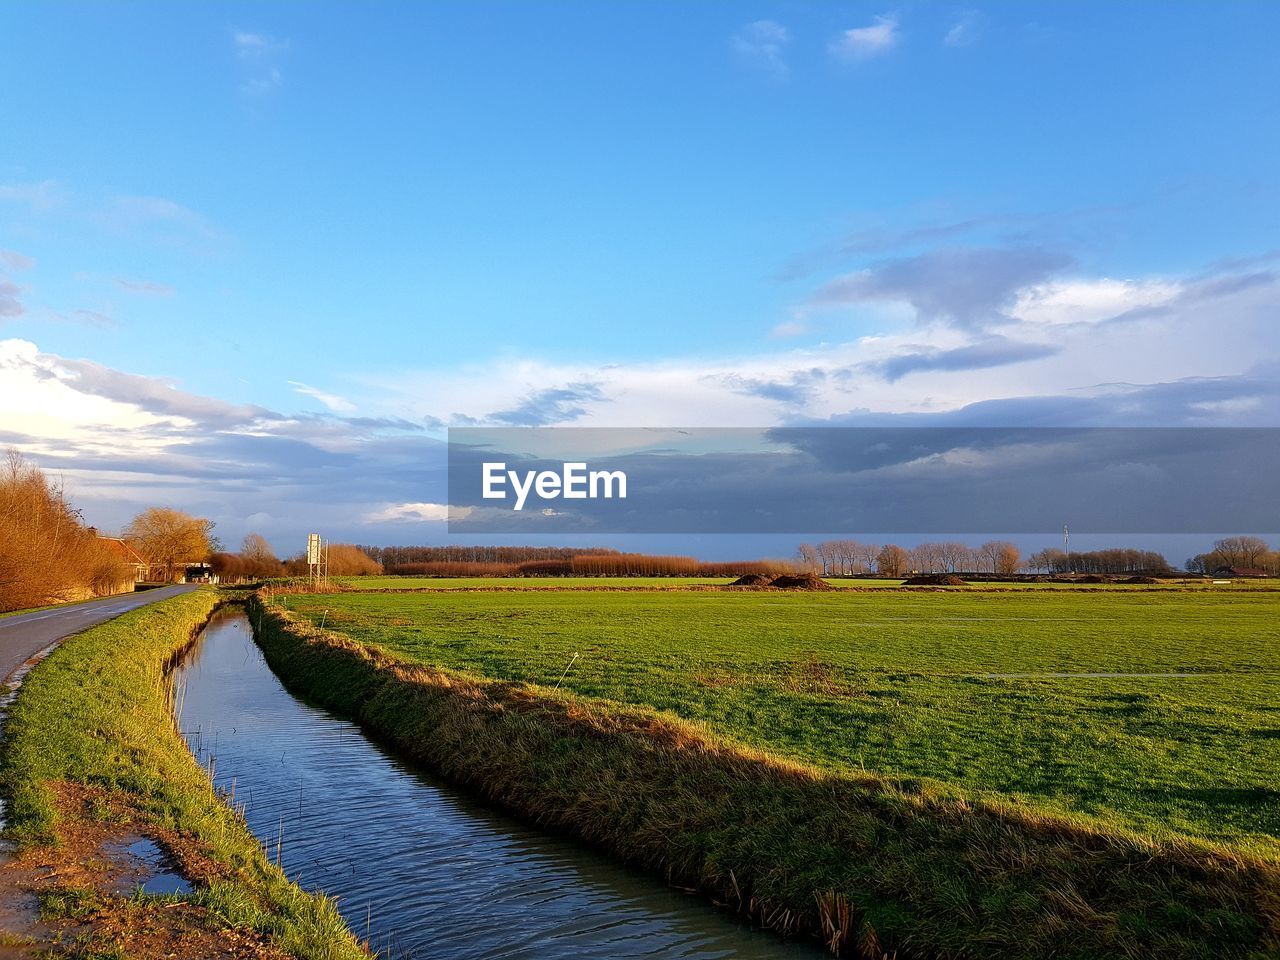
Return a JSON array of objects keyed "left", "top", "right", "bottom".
[{"left": 307, "top": 533, "right": 326, "bottom": 589}]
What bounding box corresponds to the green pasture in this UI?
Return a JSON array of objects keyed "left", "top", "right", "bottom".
[{"left": 287, "top": 587, "right": 1280, "bottom": 857}]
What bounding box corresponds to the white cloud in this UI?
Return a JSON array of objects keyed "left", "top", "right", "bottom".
[
  {"left": 234, "top": 32, "right": 272, "bottom": 57},
  {"left": 234, "top": 30, "right": 286, "bottom": 96},
  {"left": 364, "top": 502, "right": 459, "bottom": 523},
  {"left": 1010, "top": 278, "right": 1182, "bottom": 327},
  {"left": 732, "top": 20, "right": 790, "bottom": 77},
  {"left": 2, "top": 250, "right": 1276, "bottom": 544},
  {"left": 0, "top": 339, "right": 174, "bottom": 447},
  {"left": 362, "top": 261, "right": 1278, "bottom": 428},
  {"left": 288, "top": 380, "right": 357, "bottom": 414},
  {"left": 944, "top": 12, "right": 979, "bottom": 47},
  {"left": 830, "top": 15, "right": 899, "bottom": 61}
]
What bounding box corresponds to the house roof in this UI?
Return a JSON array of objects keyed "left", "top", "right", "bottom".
[
  {"left": 1214, "top": 566, "right": 1268, "bottom": 577},
  {"left": 98, "top": 537, "right": 147, "bottom": 565}
]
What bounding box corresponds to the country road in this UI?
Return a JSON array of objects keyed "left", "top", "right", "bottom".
[{"left": 0, "top": 585, "right": 198, "bottom": 683}]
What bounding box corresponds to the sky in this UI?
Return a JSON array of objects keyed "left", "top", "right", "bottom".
[{"left": 1, "top": 1, "right": 1277, "bottom": 559}]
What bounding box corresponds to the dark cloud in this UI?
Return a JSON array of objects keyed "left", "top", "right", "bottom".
[
  {"left": 808, "top": 372, "right": 1280, "bottom": 428},
  {"left": 775, "top": 217, "right": 1003, "bottom": 282},
  {"left": 46, "top": 356, "right": 273, "bottom": 429},
  {"left": 811, "top": 245, "right": 1074, "bottom": 329},
  {"left": 870, "top": 337, "right": 1060, "bottom": 382},
  {"left": 447, "top": 425, "right": 1280, "bottom": 535},
  {"left": 721, "top": 368, "right": 826, "bottom": 406},
  {"left": 486, "top": 381, "right": 605, "bottom": 426}
]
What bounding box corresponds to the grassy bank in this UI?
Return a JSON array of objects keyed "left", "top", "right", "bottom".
[
  {"left": 0, "top": 589, "right": 367, "bottom": 960},
  {"left": 252, "top": 592, "right": 1280, "bottom": 958},
  {"left": 284, "top": 588, "right": 1280, "bottom": 856}
]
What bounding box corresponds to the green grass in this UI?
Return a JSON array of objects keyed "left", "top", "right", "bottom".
[
  {"left": 0, "top": 590, "right": 366, "bottom": 960},
  {"left": 256, "top": 591, "right": 1280, "bottom": 958},
  {"left": 335, "top": 574, "right": 1280, "bottom": 592},
  {"left": 336, "top": 575, "right": 744, "bottom": 590},
  {"left": 284, "top": 588, "right": 1280, "bottom": 858}
]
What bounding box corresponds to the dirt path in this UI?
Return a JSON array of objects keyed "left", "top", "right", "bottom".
[{"left": 0, "top": 783, "right": 290, "bottom": 959}]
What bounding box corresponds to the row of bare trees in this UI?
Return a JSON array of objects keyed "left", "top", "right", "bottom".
[
  {"left": 1186, "top": 536, "right": 1280, "bottom": 575},
  {"left": 0, "top": 451, "right": 132, "bottom": 611},
  {"left": 361, "top": 544, "right": 617, "bottom": 572},
  {"left": 796, "top": 540, "right": 1022, "bottom": 577},
  {"left": 1026, "top": 548, "right": 1171, "bottom": 575}
]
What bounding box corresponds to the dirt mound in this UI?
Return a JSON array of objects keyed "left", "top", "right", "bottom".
[
  {"left": 903, "top": 574, "right": 967, "bottom": 586},
  {"left": 1122, "top": 575, "right": 1161, "bottom": 584},
  {"left": 1077, "top": 575, "right": 1108, "bottom": 584},
  {"left": 729, "top": 573, "right": 774, "bottom": 587},
  {"left": 769, "top": 575, "right": 835, "bottom": 591}
]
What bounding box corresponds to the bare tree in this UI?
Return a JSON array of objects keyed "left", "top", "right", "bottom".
[
  {"left": 876, "top": 544, "right": 908, "bottom": 577},
  {"left": 796, "top": 543, "right": 819, "bottom": 574},
  {"left": 241, "top": 532, "right": 276, "bottom": 563},
  {"left": 996, "top": 542, "right": 1021, "bottom": 576},
  {"left": 124, "top": 507, "right": 216, "bottom": 582},
  {"left": 1213, "top": 536, "right": 1271, "bottom": 568}
]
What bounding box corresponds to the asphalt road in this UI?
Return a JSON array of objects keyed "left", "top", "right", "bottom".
[{"left": 0, "top": 584, "right": 198, "bottom": 682}]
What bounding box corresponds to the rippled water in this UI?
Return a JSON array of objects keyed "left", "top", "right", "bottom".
[{"left": 173, "top": 611, "right": 822, "bottom": 959}]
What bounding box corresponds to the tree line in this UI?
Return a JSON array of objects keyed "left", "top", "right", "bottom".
[
  {"left": 795, "top": 540, "right": 1022, "bottom": 577},
  {"left": 212, "top": 538, "right": 385, "bottom": 581},
  {"left": 359, "top": 544, "right": 619, "bottom": 571},
  {"left": 1185, "top": 537, "right": 1280, "bottom": 575},
  {"left": 389, "top": 554, "right": 790, "bottom": 578},
  {"left": 1026, "top": 548, "right": 1171, "bottom": 575}
]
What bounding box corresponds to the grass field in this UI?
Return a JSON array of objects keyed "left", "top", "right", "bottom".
[
  {"left": 287, "top": 587, "right": 1280, "bottom": 858},
  {"left": 334, "top": 574, "right": 1280, "bottom": 592},
  {"left": 336, "top": 575, "right": 761, "bottom": 590}
]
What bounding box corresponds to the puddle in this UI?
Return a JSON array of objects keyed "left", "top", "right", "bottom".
[{"left": 103, "top": 837, "right": 191, "bottom": 896}]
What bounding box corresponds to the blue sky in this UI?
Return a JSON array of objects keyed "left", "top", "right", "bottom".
[{"left": 1, "top": 1, "right": 1277, "bottom": 556}]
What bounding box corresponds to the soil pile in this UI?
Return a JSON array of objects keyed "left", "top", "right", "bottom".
[
  {"left": 769, "top": 575, "right": 835, "bottom": 591},
  {"left": 903, "top": 574, "right": 967, "bottom": 586},
  {"left": 729, "top": 573, "right": 775, "bottom": 587}
]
